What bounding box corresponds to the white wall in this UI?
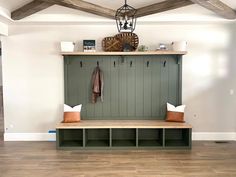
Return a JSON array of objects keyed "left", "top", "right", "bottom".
[{"left": 1, "top": 23, "right": 236, "bottom": 139}]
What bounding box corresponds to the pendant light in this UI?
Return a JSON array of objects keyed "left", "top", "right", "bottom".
[{"left": 115, "top": 0, "right": 137, "bottom": 33}]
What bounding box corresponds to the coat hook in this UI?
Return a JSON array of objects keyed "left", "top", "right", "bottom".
[
  {"left": 130, "top": 61, "right": 132, "bottom": 67},
  {"left": 80, "top": 61, "right": 83, "bottom": 68},
  {"left": 164, "top": 61, "right": 166, "bottom": 67},
  {"left": 97, "top": 61, "right": 99, "bottom": 66},
  {"left": 147, "top": 61, "right": 149, "bottom": 67},
  {"left": 114, "top": 61, "right": 116, "bottom": 67}
]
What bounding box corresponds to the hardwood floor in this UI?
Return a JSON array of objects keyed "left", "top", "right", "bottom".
[{"left": 0, "top": 141, "right": 235, "bottom": 177}]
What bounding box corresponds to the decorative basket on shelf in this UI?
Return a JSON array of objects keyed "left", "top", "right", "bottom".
[{"left": 102, "top": 32, "right": 139, "bottom": 52}]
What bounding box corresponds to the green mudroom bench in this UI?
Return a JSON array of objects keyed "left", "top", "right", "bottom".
[{"left": 56, "top": 120, "right": 192, "bottom": 149}]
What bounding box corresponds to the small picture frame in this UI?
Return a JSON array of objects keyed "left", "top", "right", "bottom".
[{"left": 83, "top": 40, "right": 96, "bottom": 52}]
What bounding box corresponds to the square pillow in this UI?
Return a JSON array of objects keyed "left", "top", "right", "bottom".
[
  {"left": 63, "top": 104, "right": 82, "bottom": 123},
  {"left": 166, "top": 103, "right": 186, "bottom": 122}
]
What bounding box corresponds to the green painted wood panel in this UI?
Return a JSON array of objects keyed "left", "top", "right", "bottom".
[
  {"left": 143, "top": 56, "right": 152, "bottom": 117},
  {"left": 127, "top": 57, "right": 136, "bottom": 117},
  {"left": 135, "top": 57, "right": 144, "bottom": 117},
  {"left": 64, "top": 55, "right": 181, "bottom": 120}
]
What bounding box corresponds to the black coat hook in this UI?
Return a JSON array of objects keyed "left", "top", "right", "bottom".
[
  {"left": 80, "top": 61, "right": 83, "bottom": 68},
  {"left": 97, "top": 61, "right": 99, "bottom": 66},
  {"left": 164, "top": 61, "right": 166, "bottom": 67},
  {"left": 147, "top": 61, "right": 149, "bottom": 67},
  {"left": 130, "top": 61, "right": 132, "bottom": 67},
  {"left": 114, "top": 61, "right": 116, "bottom": 67}
]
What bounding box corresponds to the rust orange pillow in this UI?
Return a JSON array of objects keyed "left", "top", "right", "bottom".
[
  {"left": 166, "top": 103, "right": 186, "bottom": 122},
  {"left": 63, "top": 104, "right": 82, "bottom": 123}
]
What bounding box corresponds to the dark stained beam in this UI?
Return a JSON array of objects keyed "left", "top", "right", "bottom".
[
  {"left": 11, "top": 0, "right": 54, "bottom": 20},
  {"left": 190, "top": 0, "right": 236, "bottom": 19},
  {"left": 135, "top": 0, "right": 194, "bottom": 18},
  {"left": 42, "top": 0, "right": 116, "bottom": 19}
]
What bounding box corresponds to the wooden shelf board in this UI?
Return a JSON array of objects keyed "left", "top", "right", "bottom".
[
  {"left": 112, "top": 140, "right": 136, "bottom": 147},
  {"left": 60, "top": 140, "right": 83, "bottom": 147},
  {"left": 61, "top": 51, "right": 187, "bottom": 56},
  {"left": 86, "top": 140, "right": 109, "bottom": 147},
  {"left": 57, "top": 120, "right": 192, "bottom": 129},
  {"left": 138, "top": 140, "right": 162, "bottom": 147}
]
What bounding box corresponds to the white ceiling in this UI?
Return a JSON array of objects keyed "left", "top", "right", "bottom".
[{"left": 0, "top": 0, "right": 236, "bottom": 23}]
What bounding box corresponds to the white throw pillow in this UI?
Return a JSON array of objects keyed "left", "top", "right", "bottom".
[
  {"left": 167, "top": 102, "right": 185, "bottom": 113},
  {"left": 64, "top": 104, "right": 82, "bottom": 112}
]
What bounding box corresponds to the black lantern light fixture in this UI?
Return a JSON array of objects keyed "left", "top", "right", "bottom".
[{"left": 115, "top": 0, "right": 137, "bottom": 33}]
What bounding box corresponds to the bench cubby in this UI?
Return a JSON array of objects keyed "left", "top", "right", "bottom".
[
  {"left": 165, "top": 128, "right": 191, "bottom": 147},
  {"left": 58, "top": 129, "right": 83, "bottom": 147},
  {"left": 138, "top": 128, "right": 163, "bottom": 147},
  {"left": 112, "top": 128, "right": 136, "bottom": 147},
  {"left": 85, "top": 129, "right": 110, "bottom": 147}
]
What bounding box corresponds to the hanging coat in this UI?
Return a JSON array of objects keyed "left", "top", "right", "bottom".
[{"left": 91, "top": 66, "right": 104, "bottom": 103}]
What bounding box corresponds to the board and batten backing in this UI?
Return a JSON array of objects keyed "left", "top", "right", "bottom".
[{"left": 64, "top": 55, "right": 182, "bottom": 120}]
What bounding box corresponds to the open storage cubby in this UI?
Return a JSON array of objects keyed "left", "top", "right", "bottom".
[
  {"left": 165, "top": 128, "right": 191, "bottom": 147},
  {"left": 58, "top": 129, "right": 83, "bottom": 147},
  {"left": 85, "top": 129, "right": 110, "bottom": 147},
  {"left": 138, "top": 128, "right": 163, "bottom": 147},
  {"left": 112, "top": 128, "right": 136, "bottom": 147}
]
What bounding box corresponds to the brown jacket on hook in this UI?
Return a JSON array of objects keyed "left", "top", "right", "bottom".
[{"left": 91, "top": 66, "right": 104, "bottom": 103}]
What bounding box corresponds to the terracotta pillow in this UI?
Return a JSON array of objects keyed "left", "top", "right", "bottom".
[
  {"left": 63, "top": 104, "right": 82, "bottom": 123},
  {"left": 166, "top": 103, "right": 186, "bottom": 122}
]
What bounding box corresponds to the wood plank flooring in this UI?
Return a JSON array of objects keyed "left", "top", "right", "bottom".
[{"left": 0, "top": 141, "right": 235, "bottom": 177}]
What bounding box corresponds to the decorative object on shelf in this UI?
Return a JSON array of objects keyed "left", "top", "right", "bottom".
[
  {"left": 102, "top": 36, "right": 122, "bottom": 52},
  {"left": 159, "top": 43, "right": 167, "bottom": 50},
  {"left": 102, "top": 32, "right": 139, "bottom": 52},
  {"left": 115, "top": 0, "right": 137, "bottom": 33},
  {"left": 83, "top": 40, "right": 96, "bottom": 52},
  {"left": 63, "top": 104, "right": 82, "bottom": 123},
  {"left": 115, "top": 32, "right": 139, "bottom": 51},
  {"left": 166, "top": 102, "right": 186, "bottom": 122},
  {"left": 172, "top": 41, "right": 187, "bottom": 51},
  {"left": 60, "top": 41, "right": 75, "bottom": 52},
  {"left": 138, "top": 45, "right": 148, "bottom": 52}
]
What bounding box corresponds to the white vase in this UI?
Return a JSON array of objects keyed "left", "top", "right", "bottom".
[
  {"left": 60, "top": 41, "right": 75, "bottom": 52},
  {"left": 172, "top": 41, "right": 187, "bottom": 51}
]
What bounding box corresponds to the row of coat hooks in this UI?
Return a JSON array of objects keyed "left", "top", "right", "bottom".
[{"left": 79, "top": 60, "right": 167, "bottom": 68}]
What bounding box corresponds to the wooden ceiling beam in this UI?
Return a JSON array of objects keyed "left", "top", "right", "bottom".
[
  {"left": 135, "top": 0, "right": 194, "bottom": 18},
  {"left": 11, "top": 0, "right": 54, "bottom": 20},
  {"left": 190, "top": 0, "right": 236, "bottom": 19},
  {"left": 42, "top": 0, "right": 116, "bottom": 19}
]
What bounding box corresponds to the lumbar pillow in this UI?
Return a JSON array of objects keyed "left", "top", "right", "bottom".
[
  {"left": 63, "top": 104, "right": 82, "bottom": 123},
  {"left": 166, "top": 103, "right": 186, "bottom": 122}
]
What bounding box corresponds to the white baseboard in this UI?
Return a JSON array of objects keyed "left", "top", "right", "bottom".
[
  {"left": 192, "top": 132, "right": 236, "bottom": 141},
  {"left": 4, "top": 133, "right": 56, "bottom": 141},
  {"left": 4, "top": 132, "right": 236, "bottom": 141}
]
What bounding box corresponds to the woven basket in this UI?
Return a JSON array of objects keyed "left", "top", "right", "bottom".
[
  {"left": 102, "top": 32, "right": 139, "bottom": 52},
  {"left": 102, "top": 37, "right": 122, "bottom": 52},
  {"left": 115, "top": 32, "right": 139, "bottom": 51}
]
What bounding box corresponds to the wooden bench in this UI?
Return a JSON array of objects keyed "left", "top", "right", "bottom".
[{"left": 56, "top": 120, "right": 192, "bottom": 149}]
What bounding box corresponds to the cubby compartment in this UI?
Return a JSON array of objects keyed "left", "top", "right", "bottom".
[
  {"left": 58, "top": 129, "right": 83, "bottom": 147},
  {"left": 85, "top": 129, "right": 110, "bottom": 147},
  {"left": 138, "top": 128, "right": 163, "bottom": 147},
  {"left": 165, "top": 129, "right": 190, "bottom": 147},
  {"left": 112, "top": 128, "right": 136, "bottom": 147}
]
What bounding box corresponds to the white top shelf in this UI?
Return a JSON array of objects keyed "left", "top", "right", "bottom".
[{"left": 61, "top": 51, "right": 187, "bottom": 56}]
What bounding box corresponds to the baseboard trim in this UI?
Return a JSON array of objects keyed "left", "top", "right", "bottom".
[
  {"left": 4, "top": 133, "right": 56, "bottom": 141},
  {"left": 4, "top": 132, "right": 236, "bottom": 141},
  {"left": 192, "top": 132, "right": 236, "bottom": 141}
]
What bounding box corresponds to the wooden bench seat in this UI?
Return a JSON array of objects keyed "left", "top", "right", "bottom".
[{"left": 57, "top": 120, "right": 192, "bottom": 129}]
